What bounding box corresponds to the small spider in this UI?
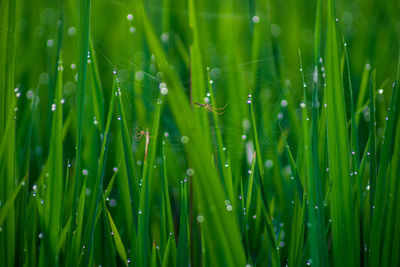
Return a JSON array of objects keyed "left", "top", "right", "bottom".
[
  {"left": 135, "top": 128, "right": 150, "bottom": 141},
  {"left": 194, "top": 101, "right": 228, "bottom": 115}
]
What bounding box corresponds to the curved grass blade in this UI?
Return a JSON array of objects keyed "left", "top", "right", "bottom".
[{"left": 107, "top": 208, "right": 128, "bottom": 264}]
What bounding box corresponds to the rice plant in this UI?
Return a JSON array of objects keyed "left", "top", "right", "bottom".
[{"left": 1, "top": 0, "right": 400, "bottom": 266}]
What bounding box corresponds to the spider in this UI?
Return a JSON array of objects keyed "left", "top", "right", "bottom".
[
  {"left": 194, "top": 101, "right": 228, "bottom": 115},
  {"left": 135, "top": 128, "right": 150, "bottom": 141}
]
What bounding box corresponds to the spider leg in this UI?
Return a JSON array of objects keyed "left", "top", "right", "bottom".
[{"left": 206, "top": 106, "right": 214, "bottom": 113}]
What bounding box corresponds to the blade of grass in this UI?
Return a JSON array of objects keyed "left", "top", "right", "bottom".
[
  {"left": 84, "top": 71, "right": 117, "bottom": 266},
  {"left": 68, "top": 0, "right": 92, "bottom": 261},
  {"left": 42, "top": 59, "right": 64, "bottom": 265},
  {"left": 326, "top": 0, "right": 359, "bottom": 265},
  {"left": 177, "top": 179, "right": 189, "bottom": 267},
  {"left": 370, "top": 53, "right": 400, "bottom": 266},
  {"left": 136, "top": 94, "right": 163, "bottom": 266}
]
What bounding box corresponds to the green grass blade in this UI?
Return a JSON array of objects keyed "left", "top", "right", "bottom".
[
  {"left": 326, "top": 0, "right": 359, "bottom": 265},
  {"left": 177, "top": 179, "right": 189, "bottom": 267},
  {"left": 68, "top": 0, "right": 92, "bottom": 258},
  {"left": 370, "top": 53, "right": 400, "bottom": 266},
  {"left": 42, "top": 59, "right": 64, "bottom": 265},
  {"left": 84, "top": 71, "right": 117, "bottom": 266},
  {"left": 107, "top": 208, "right": 128, "bottom": 264}
]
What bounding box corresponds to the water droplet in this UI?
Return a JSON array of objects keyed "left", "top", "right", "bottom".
[
  {"left": 180, "top": 136, "right": 189, "bottom": 144},
  {"left": 138, "top": 209, "right": 142, "bottom": 215},
  {"left": 280, "top": 99, "right": 288, "bottom": 107},
  {"left": 366, "top": 185, "right": 370, "bottom": 190},
  {"left": 252, "top": 15, "right": 260, "bottom": 23},
  {"left": 197, "top": 215, "right": 204, "bottom": 223},
  {"left": 242, "top": 134, "right": 247, "bottom": 140},
  {"left": 33, "top": 184, "right": 38, "bottom": 191},
  {"left": 226, "top": 204, "right": 233, "bottom": 211},
  {"left": 265, "top": 160, "right": 273, "bottom": 169},
  {"left": 307, "top": 222, "right": 311, "bottom": 228},
  {"left": 47, "top": 39, "right": 54, "bottom": 47},
  {"left": 109, "top": 199, "right": 117, "bottom": 207},
  {"left": 129, "top": 26, "right": 136, "bottom": 33},
  {"left": 307, "top": 259, "right": 313, "bottom": 265},
  {"left": 127, "top": 14, "right": 133, "bottom": 21},
  {"left": 300, "top": 102, "right": 306, "bottom": 108},
  {"left": 161, "top": 33, "right": 169, "bottom": 43},
  {"left": 51, "top": 103, "right": 56, "bottom": 112},
  {"left": 186, "top": 168, "right": 195, "bottom": 176},
  {"left": 68, "top": 26, "right": 76, "bottom": 36},
  {"left": 82, "top": 169, "right": 88, "bottom": 176},
  {"left": 38, "top": 233, "right": 44, "bottom": 239},
  {"left": 160, "top": 87, "right": 168, "bottom": 95},
  {"left": 113, "top": 167, "right": 118, "bottom": 172}
]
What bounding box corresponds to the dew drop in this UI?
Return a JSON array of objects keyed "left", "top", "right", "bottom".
[
  {"left": 186, "top": 168, "right": 195, "bottom": 176},
  {"left": 252, "top": 15, "right": 260, "bottom": 23},
  {"left": 197, "top": 215, "right": 204, "bottom": 223},
  {"left": 180, "top": 136, "right": 189, "bottom": 144},
  {"left": 160, "top": 87, "right": 168, "bottom": 96}
]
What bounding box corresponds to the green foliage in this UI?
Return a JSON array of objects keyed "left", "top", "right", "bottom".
[{"left": 1, "top": 0, "right": 400, "bottom": 266}]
